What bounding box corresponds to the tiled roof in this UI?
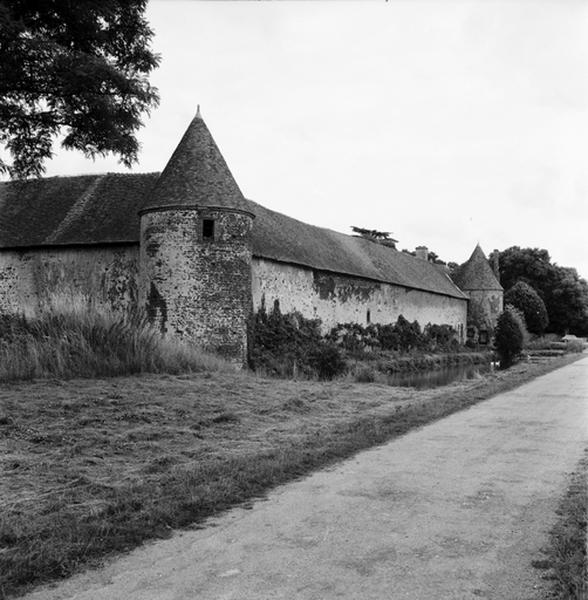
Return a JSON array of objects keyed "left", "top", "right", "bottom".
[
  {"left": 453, "top": 244, "right": 502, "bottom": 291},
  {"left": 0, "top": 174, "right": 467, "bottom": 299},
  {"left": 144, "top": 111, "right": 250, "bottom": 212},
  {"left": 247, "top": 199, "right": 467, "bottom": 299},
  {"left": 0, "top": 173, "right": 158, "bottom": 246}
]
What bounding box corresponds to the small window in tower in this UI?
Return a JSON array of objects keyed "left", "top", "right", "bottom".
[
  {"left": 366, "top": 309, "right": 371, "bottom": 324},
  {"left": 202, "top": 219, "right": 215, "bottom": 240}
]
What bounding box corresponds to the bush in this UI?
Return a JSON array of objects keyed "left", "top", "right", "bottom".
[
  {"left": 248, "top": 302, "right": 345, "bottom": 380},
  {"left": 504, "top": 281, "right": 549, "bottom": 335},
  {"left": 326, "top": 322, "right": 380, "bottom": 356},
  {"left": 509, "top": 305, "right": 530, "bottom": 349},
  {"left": 395, "top": 315, "right": 423, "bottom": 351},
  {"left": 565, "top": 339, "right": 585, "bottom": 353},
  {"left": 494, "top": 306, "right": 525, "bottom": 368},
  {"left": 423, "top": 323, "right": 460, "bottom": 352},
  {"left": 353, "top": 365, "right": 377, "bottom": 383},
  {"left": 249, "top": 306, "right": 462, "bottom": 378},
  {"left": 327, "top": 317, "right": 458, "bottom": 356},
  {"left": 311, "top": 342, "right": 347, "bottom": 380}
]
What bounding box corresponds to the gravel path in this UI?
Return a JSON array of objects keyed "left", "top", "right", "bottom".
[{"left": 25, "top": 357, "right": 588, "bottom": 600}]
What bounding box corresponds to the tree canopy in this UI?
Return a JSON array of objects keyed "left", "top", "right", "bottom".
[
  {"left": 0, "top": 0, "right": 160, "bottom": 179},
  {"left": 504, "top": 281, "right": 549, "bottom": 335},
  {"left": 352, "top": 226, "right": 397, "bottom": 248},
  {"left": 491, "top": 247, "right": 588, "bottom": 336}
]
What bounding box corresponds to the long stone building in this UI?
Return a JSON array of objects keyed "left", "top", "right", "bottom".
[{"left": 0, "top": 110, "right": 502, "bottom": 361}]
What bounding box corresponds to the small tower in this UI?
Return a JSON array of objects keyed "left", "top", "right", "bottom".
[
  {"left": 139, "top": 108, "right": 254, "bottom": 362},
  {"left": 453, "top": 244, "right": 503, "bottom": 342}
]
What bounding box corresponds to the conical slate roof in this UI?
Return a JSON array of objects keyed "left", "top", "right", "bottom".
[
  {"left": 144, "top": 108, "right": 249, "bottom": 211},
  {"left": 453, "top": 244, "right": 502, "bottom": 291}
]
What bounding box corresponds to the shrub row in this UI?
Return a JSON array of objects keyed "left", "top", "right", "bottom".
[
  {"left": 325, "top": 318, "right": 459, "bottom": 356},
  {"left": 248, "top": 304, "right": 463, "bottom": 380},
  {"left": 247, "top": 303, "right": 345, "bottom": 380}
]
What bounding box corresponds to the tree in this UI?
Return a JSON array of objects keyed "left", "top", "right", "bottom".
[
  {"left": 447, "top": 261, "right": 460, "bottom": 279},
  {"left": 544, "top": 266, "right": 588, "bottom": 336},
  {"left": 504, "top": 281, "right": 549, "bottom": 335},
  {"left": 352, "top": 226, "right": 397, "bottom": 249},
  {"left": 490, "top": 247, "right": 552, "bottom": 292},
  {"left": 493, "top": 247, "right": 588, "bottom": 336},
  {"left": 401, "top": 248, "right": 449, "bottom": 265},
  {"left": 494, "top": 306, "right": 525, "bottom": 369},
  {"left": 0, "top": 0, "right": 160, "bottom": 179}
]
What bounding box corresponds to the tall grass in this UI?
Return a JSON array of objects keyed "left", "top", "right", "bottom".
[{"left": 0, "top": 293, "right": 230, "bottom": 381}]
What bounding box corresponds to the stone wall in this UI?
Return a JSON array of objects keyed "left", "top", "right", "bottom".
[
  {"left": 139, "top": 207, "right": 253, "bottom": 361},
  {"left": 0, "top": 245, "right": 139, "bottom": 314},
  {"left": 251, "top": 258, "right": 468, "bottom": 338},
  {"left": 0, "top": 243, "right": 469, "bottom": 348}
]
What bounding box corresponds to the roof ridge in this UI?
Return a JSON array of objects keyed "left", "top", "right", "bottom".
[{"left": 43, "top": 175, "right": 107, "bottom": 244}]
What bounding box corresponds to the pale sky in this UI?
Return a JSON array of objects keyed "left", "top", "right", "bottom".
[{"left": 18, "top": 1, "right": 588, "bottom": 278}]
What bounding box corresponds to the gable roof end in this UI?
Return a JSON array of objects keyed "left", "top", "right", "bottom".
[
  {"left": 453, "top": 244, "right": 503, "bottom": 291},
  {"left": 144, "top": 110, "right": 249, "bottom": 212}
]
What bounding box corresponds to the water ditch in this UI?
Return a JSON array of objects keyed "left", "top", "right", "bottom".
[{"left": 385, "top": 360, "right": 495, "bottom": 389}]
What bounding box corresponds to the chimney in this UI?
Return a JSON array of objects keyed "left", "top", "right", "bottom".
[
  {"left": 492, "top": 249, "right": 500, "bottom": 281},
  {"left": 415, "top": 246, "right": 428, "bottom": 261}
]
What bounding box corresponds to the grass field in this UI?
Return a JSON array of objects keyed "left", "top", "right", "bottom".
[{"left": 0, "top": 353, "right": 583, "bottom": 598}]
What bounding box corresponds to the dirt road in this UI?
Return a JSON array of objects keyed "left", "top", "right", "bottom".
[{"left": 25, "top": 358, "right": 588, "bottom": 600}]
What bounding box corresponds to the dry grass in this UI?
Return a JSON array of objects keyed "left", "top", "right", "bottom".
[
  {"left": 0, "top": 353, "right": 583, "bottom": 598},
  {"left": 0, "top": 292, "right": 230, "bottom": 382}
]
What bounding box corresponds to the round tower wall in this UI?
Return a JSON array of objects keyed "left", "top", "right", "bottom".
[
  {"left": 139, "top": 207, "right": 254, "bottom": 362},
  {"left": 467, "top": 289, "right": 504, "bottom": 328}
]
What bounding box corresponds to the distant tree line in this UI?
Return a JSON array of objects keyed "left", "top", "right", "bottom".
[{"left": 490, "top": 247, "right": 588, "bottom": 336}]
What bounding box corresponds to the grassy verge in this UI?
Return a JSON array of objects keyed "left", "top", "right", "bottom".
[
  {"left": 0, "top": 294, "right": 230, "bottom": 382},
  {"left": 534, "top": 450, "right": 587, "bottom": 599},
  {"left": 0, "top": 353, "right": 583, "bottom": 598}
]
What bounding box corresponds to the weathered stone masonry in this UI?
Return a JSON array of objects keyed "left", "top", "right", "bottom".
[
  {"left": 0, "top": 111, "right": 504, "bottom": 361},
  {"left": 0, "top": 245, "right": 138, "bottom": 314},
  {"left": 252, "top": 258, "right": 467, "bottom": 333},
  {"left": 139, "top": 206, "right": 254, "bottom": 361}
]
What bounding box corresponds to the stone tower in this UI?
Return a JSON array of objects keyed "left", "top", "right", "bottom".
[
  {"left": 139, "top": 108, "right": 255, "bottom": 362},
  {"left": 453, "top": 244, "right": 503, "bottom": 339}
]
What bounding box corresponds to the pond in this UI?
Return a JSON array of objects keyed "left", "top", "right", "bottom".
[{"left": 385, "top": 361, "right": 495, "bottom": 389}]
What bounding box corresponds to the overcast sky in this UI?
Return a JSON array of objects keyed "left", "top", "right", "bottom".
[{"left": 36, "top": 0, "right": 588, "bottom": 279}]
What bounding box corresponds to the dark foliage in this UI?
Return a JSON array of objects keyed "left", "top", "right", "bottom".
[
  {"left": 424, "top": 323, "right": 460, "bottom": 350},
  {"left": 492, "top": 247, "right": 588, "bottom": 336},
  {"left": 310, "top": 342, "right": 347, "bottom": 381},
  {"left": 351, "top": 226, "right": 397, "bottom": 248},
  {"left": 248, "top": 303, "right": 346, "bottom": 380},
  {"left": 250, "top": 307, "right": 461, "bottom": 378},
  {"left": 401, "top": 248, "right": 448, "bottom": 265},
  {"left": 327, "top": 316, "right": 458, "bottom": 356},
  {"left": 504, "top": 281, "right": 549, "bottom": 335},
  {"left": 327, "top": 322, "right": 381, "bottom": 355},
  {"left": 0, "top": 0, "right": 160, "bottom": 179},
  {"left": 494, "top": 306, "right": 524, "bottom": 368}
]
